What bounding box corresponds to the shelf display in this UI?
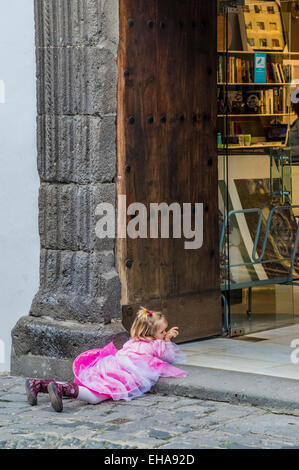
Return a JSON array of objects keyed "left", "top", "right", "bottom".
[
  {"left": 217, "top": 53, "right": 292, "bottom": 84},
  {"left": 216, "top": 0, "right": 299, "bottom": 150},
  {"left": 218, "top": 86, "right": 289, "bottom": 116},
  {"left": 217, "top": 51, "right": 294, "bottom": 149},
  {"left": 238, "top": 0, "right": 287, "bottom": 52}
]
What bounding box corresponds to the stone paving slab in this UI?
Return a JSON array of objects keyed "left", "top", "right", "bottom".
[{"left": 1, "top": 375, "right": 299, "bottom": 449}]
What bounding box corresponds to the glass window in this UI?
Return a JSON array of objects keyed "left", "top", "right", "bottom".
[{"left": 217, "top": 1, "right": 299, "bottom": 335}]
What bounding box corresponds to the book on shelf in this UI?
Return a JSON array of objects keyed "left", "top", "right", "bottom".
[
  {"left": 244, "top": 90, "right": 262, "bottom": 113},
  {"left": 228, "top": 90, "right": 244, "bottom": 114},
  {"left": 259, "top": 87, "right": 288, "bottom": 114}
]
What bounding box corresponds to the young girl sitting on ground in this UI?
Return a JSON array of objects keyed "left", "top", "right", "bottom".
[{"left": 25, "top": 307, "right": 187, "bottom": 412}]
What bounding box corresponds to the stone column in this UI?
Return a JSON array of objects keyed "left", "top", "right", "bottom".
[{"left": 11, "top": 0, "right": 128, "bottom": 380}]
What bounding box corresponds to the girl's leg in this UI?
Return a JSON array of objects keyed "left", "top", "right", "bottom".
[
  {"left": 56, "top": 382, "right": 107, "bottom": 404},
  {"left": 78, "top": 386, "right": 108, "bottom": 405},
  {"left": 48, "top": 381, "right": 79, "bottom": 412},
  {"left": 48, "top": 382, "right": 108, "bottom": 412}
]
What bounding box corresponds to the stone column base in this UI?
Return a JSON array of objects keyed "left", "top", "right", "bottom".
[
  {"left": 11, "top": 316, "right": 129, "bottom": 381},
  {"left": 11, "top": 350, "right": 75, "bottom": 382}
]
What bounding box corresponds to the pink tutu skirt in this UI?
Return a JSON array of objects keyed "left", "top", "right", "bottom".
[{"left": 73, "top": 342, "right": 160, "bottom": 401}]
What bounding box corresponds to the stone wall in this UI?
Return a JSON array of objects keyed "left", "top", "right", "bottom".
[{"left": 11, "top": 0, "right": 129, "bottom": 380}]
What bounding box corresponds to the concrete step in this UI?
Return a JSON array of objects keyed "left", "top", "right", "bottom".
[{"left": 152, "top": 365, "right": 299, "bottom": 415}]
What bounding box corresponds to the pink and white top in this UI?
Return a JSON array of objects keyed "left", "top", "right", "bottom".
[{"left": 73, "top": 338, "right": 187, "bottom": 402}]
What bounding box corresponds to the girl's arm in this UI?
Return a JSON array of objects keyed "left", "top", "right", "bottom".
[
  {"left": 164, "top": 327, "right": 179, "bottom": 342},
  {"left": 152, "top": 339, "right": 186, "bottom": 364}
]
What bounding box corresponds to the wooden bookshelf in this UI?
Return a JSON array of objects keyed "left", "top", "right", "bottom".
[
  {"left": 218, "top": 51, "right": 299, "bottom": 56},
  {"left": 218, "top": 83, "right": 292, "bottom": 86},
  {"left": 216, "top": 38, "right": 295, "bottom": 148},
  {"left": 219, "top": 142, "right": 285, "bottom": 150}
]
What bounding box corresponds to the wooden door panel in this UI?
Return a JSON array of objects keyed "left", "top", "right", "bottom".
[{"left": 117, "top": 0, "right": 221, "bottom": 341}]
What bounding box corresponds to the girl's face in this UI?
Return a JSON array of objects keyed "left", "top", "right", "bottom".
[{"left": 154, "top": 319, "right": 168, "bottom": 340}]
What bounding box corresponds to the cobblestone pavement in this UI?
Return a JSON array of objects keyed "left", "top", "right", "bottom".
[{"left": 1, "top": 374, "right": 299, "bottom": 449}]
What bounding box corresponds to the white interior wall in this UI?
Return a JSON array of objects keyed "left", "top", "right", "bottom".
[{"left": 0, "top": 1, "right": 39, "bottom": 372}]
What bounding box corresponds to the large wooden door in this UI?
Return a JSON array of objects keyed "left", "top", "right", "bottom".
[{"left": 117, "top": 0, "right": 221, "bottom": 342}]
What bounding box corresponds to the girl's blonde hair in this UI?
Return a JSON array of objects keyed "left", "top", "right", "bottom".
[{"left": 130, "top": 306, "right": 167, "bottom": 340}]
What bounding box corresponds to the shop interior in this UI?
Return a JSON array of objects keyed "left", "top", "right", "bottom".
[{"left": 217, "top": 0, "right": 299, "bottom": 334}]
